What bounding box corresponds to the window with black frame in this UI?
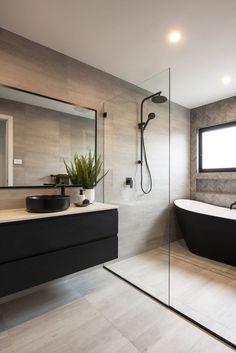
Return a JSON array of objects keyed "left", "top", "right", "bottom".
[{"left": 199, "top": 121, "right": 236, "bottom": 172}]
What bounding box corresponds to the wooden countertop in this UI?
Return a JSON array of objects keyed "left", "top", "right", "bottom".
[{"left": 0, "top": 202, "right": 118, "bottom": 224}]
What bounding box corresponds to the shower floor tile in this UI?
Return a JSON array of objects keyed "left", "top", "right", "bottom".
[{"left": 105, "top": 239, "right": 236, "bottom": 345}]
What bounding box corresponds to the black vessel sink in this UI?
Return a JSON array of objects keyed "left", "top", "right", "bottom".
[{"left": 26, "top": 195, "right": 70, "bottom": 213}]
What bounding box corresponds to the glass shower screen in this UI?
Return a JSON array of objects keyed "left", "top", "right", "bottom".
[{"left": 103, "top": 69, "right": 170, "bottom": 305}]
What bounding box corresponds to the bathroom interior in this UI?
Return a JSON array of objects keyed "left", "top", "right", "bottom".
[{"left": 0, "top": 1, "right": 236, "bottom": 352}]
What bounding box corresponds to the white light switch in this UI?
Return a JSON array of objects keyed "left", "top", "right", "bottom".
[{"left": 14, "top": 159, "right": 23, "bottom": 165}]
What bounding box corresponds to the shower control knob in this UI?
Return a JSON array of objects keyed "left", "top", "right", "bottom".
[{"left": 125, "top": 177, "right": 133, "bottom": 188}]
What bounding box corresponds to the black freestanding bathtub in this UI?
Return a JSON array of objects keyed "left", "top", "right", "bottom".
[{"left": 174, "top": 199, "right": 236, "bottom": 266}]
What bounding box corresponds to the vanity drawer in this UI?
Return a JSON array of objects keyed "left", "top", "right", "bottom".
[
  {"left": 0, "top": 236, "right": 118, "bottom": 297},
  {"left": 0, "top": 209, "right": 118, "bottom": 263}
]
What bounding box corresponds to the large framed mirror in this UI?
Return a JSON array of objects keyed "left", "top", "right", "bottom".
[{"left": 0, "top": 85, "right": 96, "bottom": 187}]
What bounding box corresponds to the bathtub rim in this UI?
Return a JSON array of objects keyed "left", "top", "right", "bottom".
[{"left": 174, "top": 199, "right": 236, "bottom": 221}]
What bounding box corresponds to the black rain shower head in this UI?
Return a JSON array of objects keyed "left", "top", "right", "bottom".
[{"left": 151, "top": 92, "right": 167, "bottom": 104}]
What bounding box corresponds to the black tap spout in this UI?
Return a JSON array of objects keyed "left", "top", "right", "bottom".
[
  {"left": 230, "top": 201, "right": 236, "bottom": 210},
  {"left": 55, "top": 183, "right": 65, "bottom": 196}
]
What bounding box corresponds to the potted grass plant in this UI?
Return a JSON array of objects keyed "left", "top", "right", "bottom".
[{"left": 64, "top": 151, "right": 108, "bottom": 203}]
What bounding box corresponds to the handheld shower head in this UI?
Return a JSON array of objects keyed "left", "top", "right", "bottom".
[
  {"left": 151, "top": 92, "right": 167, "bottom": 104},
  {"left": 147, "top": 112, "right": 156, "bottom": 120},
  {"left": 143, "top": 112, "right": 156, "bottom": 130}
]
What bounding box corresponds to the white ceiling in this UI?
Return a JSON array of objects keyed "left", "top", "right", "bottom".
[{"left": 0, "top": 0, "right": 236, "bottom": 108}]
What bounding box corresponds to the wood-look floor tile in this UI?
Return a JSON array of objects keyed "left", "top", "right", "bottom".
[
  {"left": 7, "top": 298, "right": 100, "bottom": 353},
  {"left": 1, "top": 280, "right": 81, "bottom": 329},
  {"left": 68, "top": 267, "right": 119, "bottom": 297},
  {"left": 86, "top": 284, "right": 145, "bottom": 322},
  {"left": 112, "top": 298, "right": 169, "bottom": 342},
  {"left": 8, "top": 300, "right": 139, "bottom": 353},
  {"left": 106, "top": 249, "right": 169, "bottom": 304},
  {"left": 188, "top": 334, "right": 234, "bottom": 353},
  {"left": 0, "top": 330, "right": 12, "bottom": 353},
  {"left": 0, "top": 267, "right": 235, "bottom": 353},
  {"left": 134, "top": 315, "right": 232, "bottom": 353},
  {"left": 107, "top": 240, "right": 236, "bottom": 345}
]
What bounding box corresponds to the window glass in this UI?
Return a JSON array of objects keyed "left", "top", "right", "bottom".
[{"left": 199, "top": 122, "right": 236, "bottom": 172}]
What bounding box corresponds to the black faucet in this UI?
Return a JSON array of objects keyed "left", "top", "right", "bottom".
[
  {"left": 55, "top": 183, "right": 65, "bottom": 196},
  {"left": 230, "top": 201, "right": 236, "bottom": 209}
]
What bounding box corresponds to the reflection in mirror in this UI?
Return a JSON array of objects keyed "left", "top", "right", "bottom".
[
  {"left": 0, "top": 114, "right": 13, "bottom": 186},
  {"left": 0, "top": 86, "right": 96, "bottom": 187}
]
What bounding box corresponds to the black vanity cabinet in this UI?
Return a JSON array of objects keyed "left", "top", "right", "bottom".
[{"left": 0, "top": 208, "right": 118, "bottom": 297}]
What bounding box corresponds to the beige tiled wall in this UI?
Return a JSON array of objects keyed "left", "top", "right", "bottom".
[
  {"left": 104, "top": 92, "right": 190, "bottom": 257},
  {"left": 0, "top": 27, "right": 190, "bottom": 256}
]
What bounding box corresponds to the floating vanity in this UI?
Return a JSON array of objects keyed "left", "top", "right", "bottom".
[{"left": 0, "top": 202, "right": 118, "bottom": 297}]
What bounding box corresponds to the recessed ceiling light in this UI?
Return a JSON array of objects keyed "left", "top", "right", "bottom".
[
  {"left": 168, "top": 30, "right": 182, "bottom": 43},
  {"left": 221, "top": 75, "right": 231, "bottom": 85}
]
